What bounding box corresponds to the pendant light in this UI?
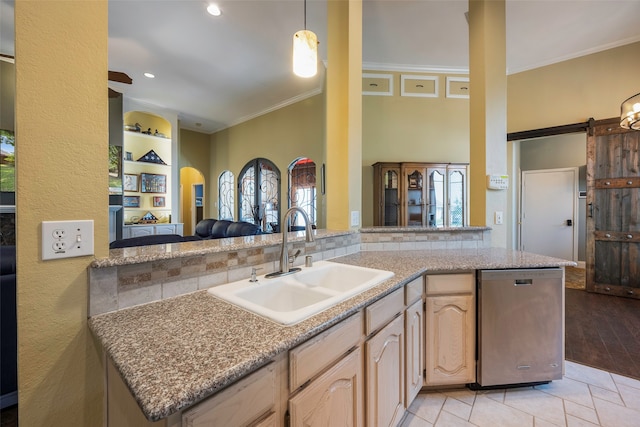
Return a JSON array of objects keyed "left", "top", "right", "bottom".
[
  {"left": 292, "top": 0, "right": 318, "bottom": 78},
  {"left": 620, "top": 93, "right": 640, "bottom": 130}
]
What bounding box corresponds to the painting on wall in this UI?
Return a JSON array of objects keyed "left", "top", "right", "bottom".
[
  {"left": 123, "top": 196, "right": 140, "bottom": 208},
  {"left": 123, "top": 173, "right": 139, "bottom": 192},
  {"left": 141, "top": 173, "right": 166, "bottom": 193}
]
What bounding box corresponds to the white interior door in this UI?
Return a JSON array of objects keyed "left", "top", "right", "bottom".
[{"left": 521, "top": 168, "right": 578, "bottom": 260}]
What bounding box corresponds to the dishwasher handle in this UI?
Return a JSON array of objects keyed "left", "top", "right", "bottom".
[{"left": 514, "top": 279, "right": 533, "bottom": 286}]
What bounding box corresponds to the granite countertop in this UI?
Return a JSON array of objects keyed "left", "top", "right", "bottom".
[
  {"left": 92, "top": 229, "right": 354, "bottom": 268},
  {"left": 359, "top": 226, "right": 491, "bottom": 233},
  {"left": 88, "top": 248, "right": 575, "bottom": 421}
]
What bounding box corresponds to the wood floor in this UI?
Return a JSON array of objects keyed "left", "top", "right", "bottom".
[{"left": 565, "top": 287, "right": 640, "bottom": 380}]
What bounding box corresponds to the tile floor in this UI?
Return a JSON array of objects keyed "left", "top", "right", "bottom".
[{"left": 401, "top": 361, "right": 640, "bottom": 427}]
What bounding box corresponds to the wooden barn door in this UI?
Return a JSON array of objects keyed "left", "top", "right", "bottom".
[{"left": 586, "top": 118, "right": 640, "bottom": 299}]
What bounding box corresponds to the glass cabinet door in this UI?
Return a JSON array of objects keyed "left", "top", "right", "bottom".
[
  {"left": 426, "top": 168, "right": 445, "bottom": 227},
  {"left": 447, "top": 167, "right": 466, "bottom": 227},
  {"left": 405, "top": 169, "right": 425, "bottom": 226},
  {"left": 383, "top": 169, "right": 399, "bottom": 226}
]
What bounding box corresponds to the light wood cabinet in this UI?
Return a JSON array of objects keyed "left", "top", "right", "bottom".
[
  {"left": 425, "top": 274, "right": 476, "bottom": 386},
  {"left": 405, "top": 298, "right": 424, "bottom": 405},
  {"left": 365, "top": 313, "right": 405, "bottom": 427},
  {"left": 181, "top": 362, "right": 277, "bottom": 427},
  {"left": 289, "top": 347, "right": 364, "bottom": 427},
  {"left": 373, "top": 162, "right": 468, "bottom": 227}
]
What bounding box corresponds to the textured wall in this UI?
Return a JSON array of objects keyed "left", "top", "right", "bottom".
[
  {"left": 507, "top": 42, "right": 640, "bottom": 131},
  {"left": 15, "top": 0, "right": 108, "bottom": 425}
]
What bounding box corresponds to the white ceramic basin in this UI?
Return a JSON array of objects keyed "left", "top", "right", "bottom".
[{"left": 207, "top": 261, "right": 394, "bottom": 325}]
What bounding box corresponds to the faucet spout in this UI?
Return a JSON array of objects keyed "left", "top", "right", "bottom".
[{"left": 267, "top": 207, "right": 314, "bottom": 278}]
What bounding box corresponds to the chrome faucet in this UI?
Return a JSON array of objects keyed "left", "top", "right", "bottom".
[{"left": 266, "top": 207, "right": 315, "bottom": 278}]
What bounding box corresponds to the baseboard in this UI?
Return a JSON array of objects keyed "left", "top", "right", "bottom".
[{"left": 0, "top": 391, "right": 18, "bottom": 409}]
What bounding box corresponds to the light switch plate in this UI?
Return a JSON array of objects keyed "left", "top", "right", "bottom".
[
  {"left": 351, "top": 211, "right": 360, "bottom": 227},
  {"left": 494, "top": 211, "right": 504, "bottom": 225},
  {"left": 42, "top": 220, "right": 94, "bottom": 260}
]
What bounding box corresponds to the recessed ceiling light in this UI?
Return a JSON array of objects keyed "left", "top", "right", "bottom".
[
  {"left": 144, "top": 72, "right": 155, "bottom": 79},
  {"left": 207, "top": 4, "right": 222, "bottom": 16}
]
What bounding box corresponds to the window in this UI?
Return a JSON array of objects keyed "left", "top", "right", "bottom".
[
  {"left": 288, "top": 158, "right": 316, "bottom": 228},
  {"left": 218, "top": 170, "right": 234, "bottom": 220},
  {"left": 238, "top": 158, "right": 280, "bottom": 232}
]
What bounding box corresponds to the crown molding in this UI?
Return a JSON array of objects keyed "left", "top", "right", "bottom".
[
  {"left": 507, "top": 36, "right": 640, "bottom": 75},
  {"left": 363, "top": 62, "right": 469, "bottom": 75}
]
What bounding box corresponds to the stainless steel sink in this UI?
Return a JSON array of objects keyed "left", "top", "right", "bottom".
[{"left": 207, "top": 261, "right": 394, "bottom": 325}]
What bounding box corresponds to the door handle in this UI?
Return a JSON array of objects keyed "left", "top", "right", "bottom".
[{"left": 566, "top": 219, "right": 573, "bottom": 226}]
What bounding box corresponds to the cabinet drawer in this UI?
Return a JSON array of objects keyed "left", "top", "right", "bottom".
[
  {"left": 426, "top": 273, "right": 475, "bottom": 296},
  {"left": 289, "top": 311, "right": 363, "bottom": 391},
  {"left": 182, "top": 363, "right": 275, "bottom": 426},
  {"left": 365, "top": 287, "right": 404, "bottom": 336},
  {"left": 405, "top": 277, "right": 423, "bottom": 305}
]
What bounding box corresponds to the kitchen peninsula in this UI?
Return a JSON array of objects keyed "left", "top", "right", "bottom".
[{"left": 88, "top": 227, "right": 575, "bottom": 426}]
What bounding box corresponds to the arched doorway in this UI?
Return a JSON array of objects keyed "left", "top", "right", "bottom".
[{"left": 180, "top": 167, "right": 205, "bottom": 235}]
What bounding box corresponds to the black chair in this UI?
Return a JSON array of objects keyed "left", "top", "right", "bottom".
[
  {"left": 194, "top": 218, "right": 218, "bottom": 239},
  {"left": 109, "top": 234, "right": 186, "bottom": 249},
  {"left": 226, "top": 221, "right": 261, "bottom": 237},
  {"left": 210, "top": 220, "right": 234, "bottom": 238}
]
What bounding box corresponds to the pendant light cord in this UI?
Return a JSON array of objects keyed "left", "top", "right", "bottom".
[{"left": 304, "top": 0, "right": 307, "bottom": 30}]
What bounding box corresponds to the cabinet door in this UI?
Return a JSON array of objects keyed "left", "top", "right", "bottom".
[
  {"left": 405, "top": 299, "right": 424, "bottom": 406},
  {"left": 425, "top": 295, "right": 475, "bottom": 385},
  {"left": 447, "top": 166, "right": 467, "bottom": 227},
  {"left": 365, "top": 313, "right": 405, "bottom": 427},
  {"left": 426, "top": 167, "right": 446, "bottom": 227},
  {"left": 402, "top": 168, "right": 426, "bottom": 226},
  {"left": 373, "top": 163, "right": 401, "bottom": 227},
  {"left": 289, "top": 347, "right": 363, "bottom": 427},
  {"left": 129, "top": 226, "right": 154, "bottom": 238},
  {"left": 154, "top": 224, "right": 176, "bottom": 235}
]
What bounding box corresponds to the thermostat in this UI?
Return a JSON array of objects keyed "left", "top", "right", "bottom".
[{"left": 487, "top": 174, "right": 509, "bottom": 190}]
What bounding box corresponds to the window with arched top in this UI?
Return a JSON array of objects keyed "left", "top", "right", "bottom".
[
  {"left": 218, "top": 170, "right": 234, "bottom": 220},
  {"left": 238, "top": 158, "right": 280, "bottom": 232},
  {"left": 288, "top": 158, "right": 316, "bottom": 228}
]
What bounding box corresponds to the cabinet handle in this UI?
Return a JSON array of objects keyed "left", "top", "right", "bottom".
[
  {"left": 628, "top": 181, "right": 634, "bottom": 185},
  {"left": 627, "top": 234, "right": 633, "bottom": 239},
  {"left": 604, "top": 181, "right": 611, "bottom": 186},
  {"left": 588, "top": 203, "right": 593, "bottom": 218},
  {"left": 605, "top": 287, "right": 611, "bottom": 291},
  {"left": 628, "top": 290, "right": 635, "bottom": 295},
  {"left": 605, "top": 233, "right": 611, "bottom": 238}
]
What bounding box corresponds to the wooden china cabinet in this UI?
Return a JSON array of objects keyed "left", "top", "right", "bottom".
[{"left": 373, "top": 162, "right": 468, "bottom": 227}]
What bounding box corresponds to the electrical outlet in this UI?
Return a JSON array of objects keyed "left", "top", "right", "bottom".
[
  {"left": 42, "top": 220, "right": 94, "bottom": 260},
  {"left": 52, "top": 229, "right": 66, "bottom": 239},
  {"left": 494, "top": 211, "right": 504, "bottom": 225},
  {"left": 52, "top": 241, "right": 67, "bottom": 252}
]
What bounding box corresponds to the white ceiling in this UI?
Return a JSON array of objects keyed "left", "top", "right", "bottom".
[{"left": 3, "top": 0, "right": 640, "bottom": 134}]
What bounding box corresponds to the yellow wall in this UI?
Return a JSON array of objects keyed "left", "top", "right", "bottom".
[
  {"left": 211, "top": 94, "right": 325, "bottom": 226},
  {"left": 507, "top": 42, "right": 640, "bottom": 131},
  {"left": 361, "top": 71, "right": 470, "bottom": 226},
  {"left": 179, "top": 167, "right": 205, "bottom": 235},
  {"left": 15, "top": 0, "right": 107, "bottom": 425},
  {"left": 180, "top": 128, "right": 211, "bottom": 232}
]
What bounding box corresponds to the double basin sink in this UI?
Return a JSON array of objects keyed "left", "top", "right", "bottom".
[{"left": 208, "top": 261, "right": 394, "bottom": 325}]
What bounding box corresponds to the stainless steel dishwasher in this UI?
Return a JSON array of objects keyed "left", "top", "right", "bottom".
[{"left": 476, "top": 268, "right": 564, "bottom": 387}]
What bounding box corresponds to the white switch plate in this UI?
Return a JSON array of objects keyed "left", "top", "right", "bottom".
[
  {"left": 350, "top": 211, "right": 360, "bottom": 227},
  {"left": 494, "top": 211, "right": 504, "bottom": 225},
  {"left": 42, "top": 220, "right": 94, "bottom": 260}
]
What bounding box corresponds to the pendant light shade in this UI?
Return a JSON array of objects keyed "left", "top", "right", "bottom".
[
  {"left": 292, "top": 0, "right": 317, "bottom": 78},
  {"left": 620, "top": 93, "right": 640, "bottom": 130},
  {"left": 293, "top": 29, "right": 318, "bottom": 78}
]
